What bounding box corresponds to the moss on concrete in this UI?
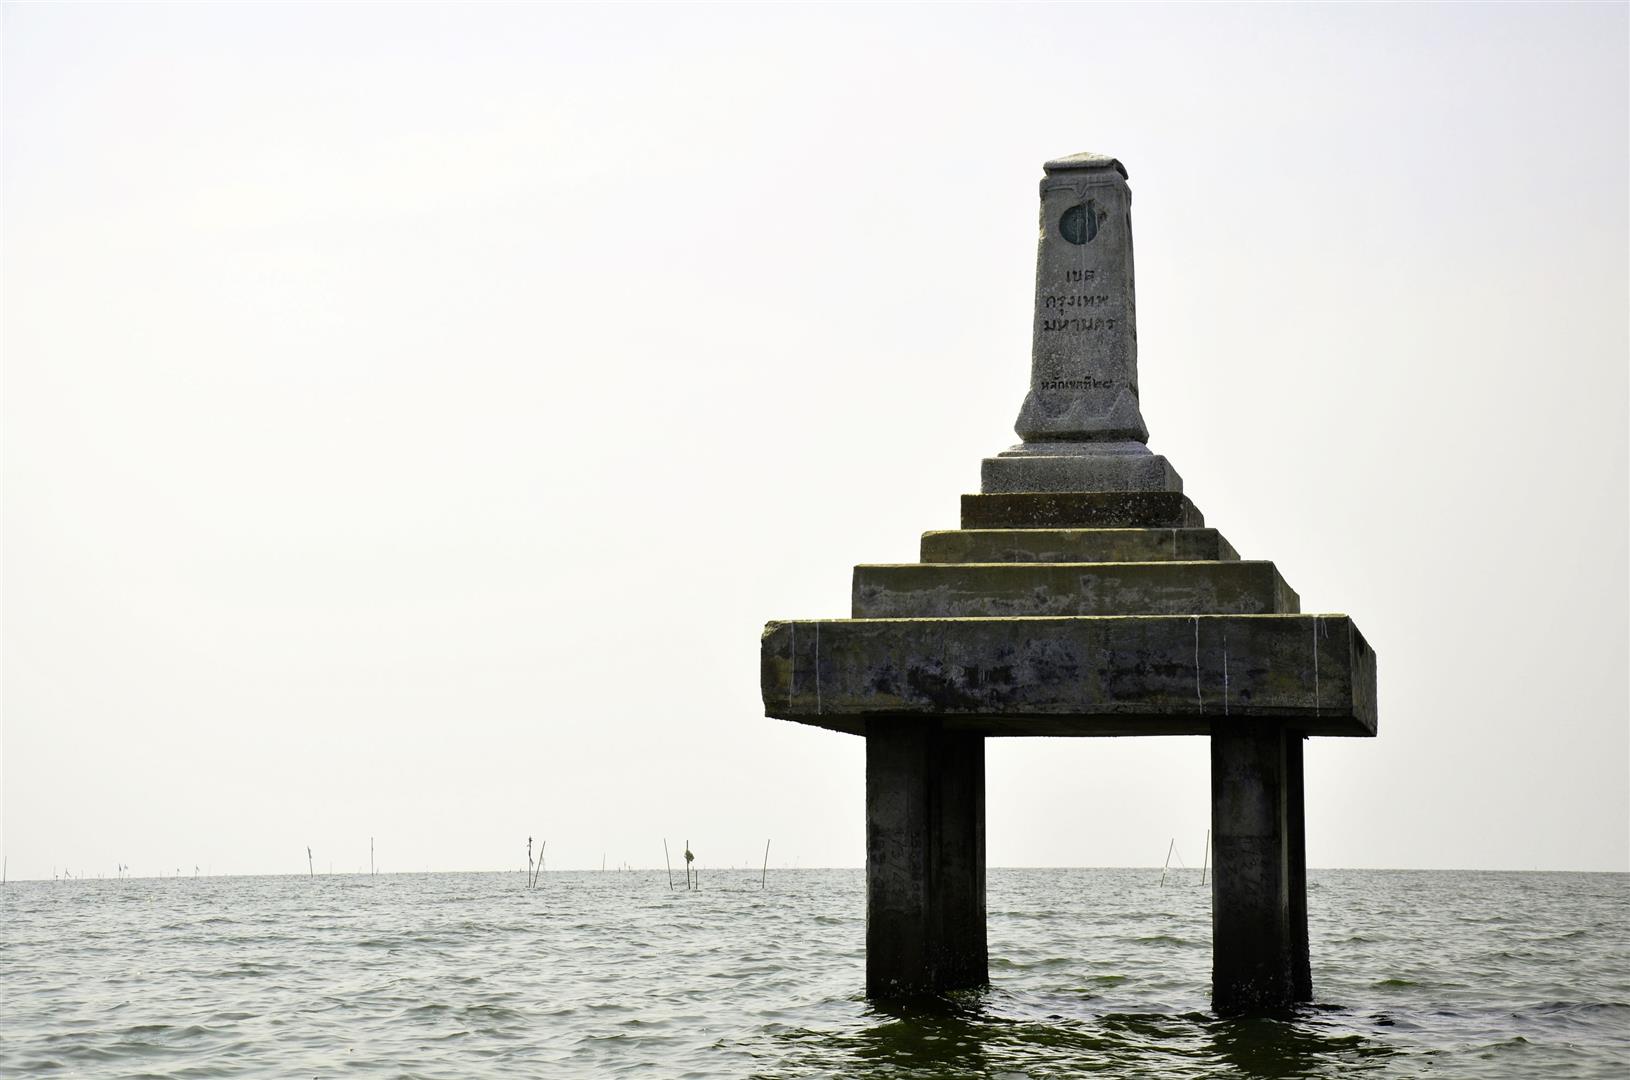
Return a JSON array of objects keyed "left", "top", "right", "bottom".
[
  {"left": 961, "top": 491, "right": 1203, "bottom": 529},
  {"left": 921, "top": 528, "right": 1239, "bottom": 564},
  {"left": 852, "top": 560, "right": 1296, "bottom": 618}
]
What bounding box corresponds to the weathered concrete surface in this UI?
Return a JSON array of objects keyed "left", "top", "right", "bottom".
[
  {"left": 1014, "top": 154, "right": 1148, "bottom": 444},
  {"left": 761, "top": 615, "right": 1376, "bottom": 737},
  {"left": 981, "top": 443, "right": 1181, "bottom": 494},
  {"left": 921, "top": 528, "right": 1239, "bottom": 564},
  {"left": 962, "top": 492, "right": 1203, "bottom": 529},
  {"left": 851, "top": 561, "right": 1298, "bottom": 618},
  {"left": 1211, "top": 723, "right": 1306, "bottom": 1014},
  {"left": 867, "top": 721, "right": 987, "bottom": 996}
]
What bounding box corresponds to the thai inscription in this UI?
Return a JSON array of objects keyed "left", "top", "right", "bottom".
[
  {"left": 1042, "top": 294, "right": 1111, "bottom": 309},
  {"left": 1041, "top": 286, "right": 1115, "bottom": 331},
  {"left": 1039, "top": 376, "right": 1115, "bottom": 389},
  {"left": 1041, "top": 316, "right": 1116, "bottom": 333}
]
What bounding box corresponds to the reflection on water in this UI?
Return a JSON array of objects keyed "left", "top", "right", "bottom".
[
  {"left": 2, "top": 869, "right": 1626, "bottom": 1078},
  {"left": 1202, "top": 1009, "right": 1397, "bottom": 1078},
  {"left": 818, "top": 991, "right": 1399, "bottom": 1079}
]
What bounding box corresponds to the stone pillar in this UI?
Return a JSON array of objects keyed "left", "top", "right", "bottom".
[
  {"left": 982, "top": 153, "right": 1180, "bottom": 493},
  {"left": 1019, "top": 152, "right": 1145, "bottom": 444},
  {"left": 1210, "top": 722, "right": 1299, "bottom": 1014},
  {"left": 865, "top": 720, "right": 987, "bottom": 997}
]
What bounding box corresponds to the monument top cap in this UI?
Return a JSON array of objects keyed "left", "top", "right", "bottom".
[{"left": 1043, "top": 152, "right": 1128, "bottom": 179}]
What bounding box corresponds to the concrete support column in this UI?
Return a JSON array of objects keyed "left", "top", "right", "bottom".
[
  {"left": 1210, "top": 722, "right": 1304, "bottom": 1014},
  {"left": 865, "top": 720, "right": 987, "bottom": 997},
  {"left": 1287, "top": 732, "right": 1311, "bottom": 1002}
]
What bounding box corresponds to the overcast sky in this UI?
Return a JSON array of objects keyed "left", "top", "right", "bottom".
[{"left": 4, "top": 3, "right": 1626, "bottom": 879}]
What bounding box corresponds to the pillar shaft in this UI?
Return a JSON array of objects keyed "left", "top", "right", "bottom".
[
  {"left": 1287, "top": 733, "right": 1311, "bottom": 1001},
  {"left": 865, "top": 720, "right": 986, "bottom": 996},
  {"left": 1016, "top": 153, "right": 1149, "bottom": 444},
  {"left": 1210, "top": 722, "right": 1307, "bottom": 1013}
]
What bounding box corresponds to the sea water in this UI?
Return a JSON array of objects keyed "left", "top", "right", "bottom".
[{"left": 3, "top": 869, "right": 1626, "bottom": 1078}]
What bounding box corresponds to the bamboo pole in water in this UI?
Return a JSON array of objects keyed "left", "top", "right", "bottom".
[
  {"left": 663, "top": 839, "right": 674, "bottom": 890},
  {"left": 761, "top": 840, "right": 770, "bottom": 889},
  {"left": 307, "top": 847, "right": 314, "bottom": 878},
  {"left": 1199, "top": 828, "right": 1211, "bottom": 886},
  {"left": 1160, "top": 838, "right": 1175, "bottom": 887}
]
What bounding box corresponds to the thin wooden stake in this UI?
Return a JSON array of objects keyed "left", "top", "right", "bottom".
[
  {"left": 1199, "top": 828, "right": 1211, "bottom": 886},
  {"left": 307, "top": 846, "right": 314, "bottom": 878},
  {"left": 663, "top": 839, "right": 674, "bottom": 891},
  {"left": 761, "top": 839, "right": 770, "bottom": 889},
  {"left": 1160, "top": 838, "right": 1175, "bottom": 887}
]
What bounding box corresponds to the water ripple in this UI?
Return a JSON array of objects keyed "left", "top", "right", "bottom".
[{"left": 1, "top": 869, "right": 1627, "bottom": 1077}]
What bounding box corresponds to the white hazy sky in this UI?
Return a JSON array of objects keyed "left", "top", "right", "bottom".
[{"left": 4, "top": 3, "right": 1626, "bottom": 879}]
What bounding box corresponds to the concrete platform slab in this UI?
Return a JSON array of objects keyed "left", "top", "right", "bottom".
[
  {"left": 981, "top": 448, "right": 1182, "bottom": 494},
  {"left": 852, "top": 561, "right": 1296, "bottom": 618},
  {"left": 761, "top": 614, "right": 1375, "bottom": 738},
  {"left": 921, "top": 528, "right": 1239, "bottom": 564},
  {"left": 962, "top": 491, "right": 1203, "bottom": 529}
]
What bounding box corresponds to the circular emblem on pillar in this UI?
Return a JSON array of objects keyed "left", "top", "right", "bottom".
[{"left": 1059, "top": 201, "right": 1099, "bottom": 245}]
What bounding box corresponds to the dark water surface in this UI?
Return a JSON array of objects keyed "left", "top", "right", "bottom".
[{"left": 3, "top": 869, "right": 1626, "bottom": 1078}]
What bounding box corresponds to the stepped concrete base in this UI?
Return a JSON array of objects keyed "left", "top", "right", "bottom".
[
  {"left": 761, "top": 615, "right": 1376, "bottom": 738},
  {"left": 981, "top": 442, "right": 1183, "bottom": 494},
  {"left": 867, "top": 721, "right": 987, "bottom": 996},
  {"left": 764, "top": 476, "right": 1372, "bottom": 1014},
  {"left": 921, "top": 528, "right": 1239, "bottom": 564},
  {"left": 852, "top": 561, "right": 1297, "bottom": 618},
  {"left": 963, "top": 492, "right": 1203, "bottom": 529}
]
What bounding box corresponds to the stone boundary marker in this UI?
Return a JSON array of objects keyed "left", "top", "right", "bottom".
[{"left": 759, "top": 153, "right": 1377, "bottom": 1016}]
